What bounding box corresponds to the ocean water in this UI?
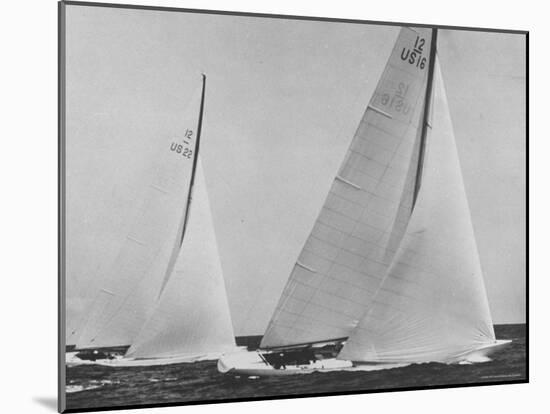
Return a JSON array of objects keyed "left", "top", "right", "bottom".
[{"left": 65, "top": 324, "right": 526, "bottom": 411}]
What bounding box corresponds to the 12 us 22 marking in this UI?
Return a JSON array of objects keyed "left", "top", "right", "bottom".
[{"left": 170, "top": 128, "right": 194, "bottom": 159}]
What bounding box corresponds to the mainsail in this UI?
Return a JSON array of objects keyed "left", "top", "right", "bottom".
[
  {"left": 126, "top": 159, "right": 236, "bottom": 359},
  {"left": 261, "top": 27, "right": 433, "bottom": 348},
  {"left": 339, "top": 55, "right": 496, "bottom": 363},
  {"left": 73, "top": 80, "right": 204, "bottom": 349}
]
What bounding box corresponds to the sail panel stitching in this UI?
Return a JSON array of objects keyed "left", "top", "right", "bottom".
[
  {"left": 150, "top": 184, "right": 170, "bottom": 194},
  {"left": 126, "top": 235, "right": 146, "bottom": 246}
]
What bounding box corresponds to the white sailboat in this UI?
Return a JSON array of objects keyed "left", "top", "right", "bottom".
[
  {"left": 218, "top": 27, "right": 510, "bottom": 376},
  {"left": 95, "top": 159, "right": 237, "bottom": 367},
  {"left": 67, "top": 75, "right": 237, "bottom": 367}
]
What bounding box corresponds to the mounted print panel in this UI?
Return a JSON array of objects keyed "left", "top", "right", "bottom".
[{"left": 59, "top": 1, "right": 527, "bottom": 412}]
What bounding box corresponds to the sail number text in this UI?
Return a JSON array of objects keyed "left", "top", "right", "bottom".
[
  {"left": 381, "top": 82, "right": 412, "bottom": 115},
  {"left": 401, "top": 36, "right": 427, "bottom": 70},
  {"left": 170, "top": 129, "right": 194, "bottom": 159}
]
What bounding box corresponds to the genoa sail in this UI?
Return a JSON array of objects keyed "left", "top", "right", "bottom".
[
  {"left": 260, "top": 27, "right": 434, "bottom": 349},
  {"left": 338, "top": 55, "right": 496, "bottom": 363},
  {"left": 73, "top": 82, "right": 204, "bottom": 350},
  {"left": 126, "top": 159, "right": 236, "bottom": 359}
]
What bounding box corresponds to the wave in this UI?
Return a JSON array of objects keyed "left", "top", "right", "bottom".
[{"left": 66, "top": 379, "right": 119, "bottom": 393}]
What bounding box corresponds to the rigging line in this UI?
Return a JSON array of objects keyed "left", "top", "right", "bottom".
[{"left": 412, "top": 28, "right": 438, "bottom": 209}]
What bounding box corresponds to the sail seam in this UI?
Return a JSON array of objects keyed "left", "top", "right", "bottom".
[
  {"left": 320, "top": 204, "right": 408, "bottom": 237},
  {"left": 367, "top": 104, "right": 393, "bottom": 119},
  {"left": 349, "top": 148, "right": 390, "bottom": 169},
  {"left": 291, "top": 277, "right": 374, "bottom": 306},
  {"left": 325, "top": 192, "right": 410, "bottom": 226},
  {"left": 302, "top": 245, "right": 387, "bottom": 280},
  {"left": 273, "top": 305, "right": 359, "bottom": 328},
  {"left": 388, "top": 62, "right": 426, "bottom": 80},
  {"left": 149, "top": 184, "right": 170, "bottom": 194},
  {"left": 126, "top": 235, "right": 146, "bottom": 246},
  {"left": 302, "top": 234, "right": 454, "bottom": 284}
]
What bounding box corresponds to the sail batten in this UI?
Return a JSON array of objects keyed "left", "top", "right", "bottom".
[
  {"left": 335, "top": 175, "right": 362, "bottom": 189},
  {"left": 367, "top": 105, "right": 393, "bottom": 119},
  {"left": 260, "top": 27, "right": 434, "bottom": 349}
]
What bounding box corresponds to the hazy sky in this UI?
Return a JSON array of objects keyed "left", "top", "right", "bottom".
[{"left": 65, "top": 4, "right": 526, "bottom": 336}]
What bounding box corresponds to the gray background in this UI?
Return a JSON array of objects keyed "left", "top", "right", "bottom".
[{"left": 65, "top": 6, "right": 526, "bottom": 336}]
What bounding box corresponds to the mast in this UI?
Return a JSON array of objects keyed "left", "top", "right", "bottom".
[
  {"left": 412, "top": 28, "right": 438, "bottom": 208},
  {"left": 180, "top": 74, "right": 207, "bottom": 245}
]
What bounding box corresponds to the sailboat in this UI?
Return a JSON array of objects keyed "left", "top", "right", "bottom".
[
  {"left": 218, "top": 27, "right": 511, "bottom": 376},
  {"left": 67, "top": 75, "right": 237, "bottom": 367}
]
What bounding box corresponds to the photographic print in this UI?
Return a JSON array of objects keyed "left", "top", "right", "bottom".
[{"left": 59, "top": 1, "right": 527, "bottom": 412}]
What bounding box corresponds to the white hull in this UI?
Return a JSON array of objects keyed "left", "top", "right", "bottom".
[
  {"left": 218, "top": 340, "right": 512, "bottom": 376},
  {"left": 89, "top": 352, "right": 224, "bottom": 367},
  {"left": 218, "top": 350, "right": 353, "bottom": 376},
  {"left": 66, "top": 352, "right": 108, "bottom": 367},
  {"left": 68, "top": 346, "right": 245, "bottom": 367}
]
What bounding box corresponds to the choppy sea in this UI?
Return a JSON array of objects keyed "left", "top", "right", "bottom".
[{"left": 65, "top": 324, "right": 526, "bottom": 411}]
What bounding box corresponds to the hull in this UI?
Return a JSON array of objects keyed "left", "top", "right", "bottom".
[
  {"left": 66, "top": 352, "right": 101, "bottom": 367},
  {"left": 218, "top": 350, "right": 353, "bottom": 376},
  {"left": 90, "top": 352, "right": 224, "bottom": 367},
  {"left": 81, "top": 347, "right": 244, "bottom": 367},
  {"left": 65, "top": 347, "right": 129, "bottom": 367},
  {"left": 218, "top": 340, "right": 512, "bottom": 376}
]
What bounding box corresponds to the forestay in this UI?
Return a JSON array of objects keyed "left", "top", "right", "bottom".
[
  {"left": 126, "top": 159, "right": 236, "bottom": 359},
  {"left": 261, "top": 27, "right": 433, "bottom": 348},
  {"left": 74, "top": 83, "right": 203, "bottom": 349},
  {"left": 339, "top": 57, "right": 496, "bottom": 363}
]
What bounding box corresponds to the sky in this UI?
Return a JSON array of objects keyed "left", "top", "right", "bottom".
[{"left": 64, "top": 4, "right": 526, "bottom": 336}]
